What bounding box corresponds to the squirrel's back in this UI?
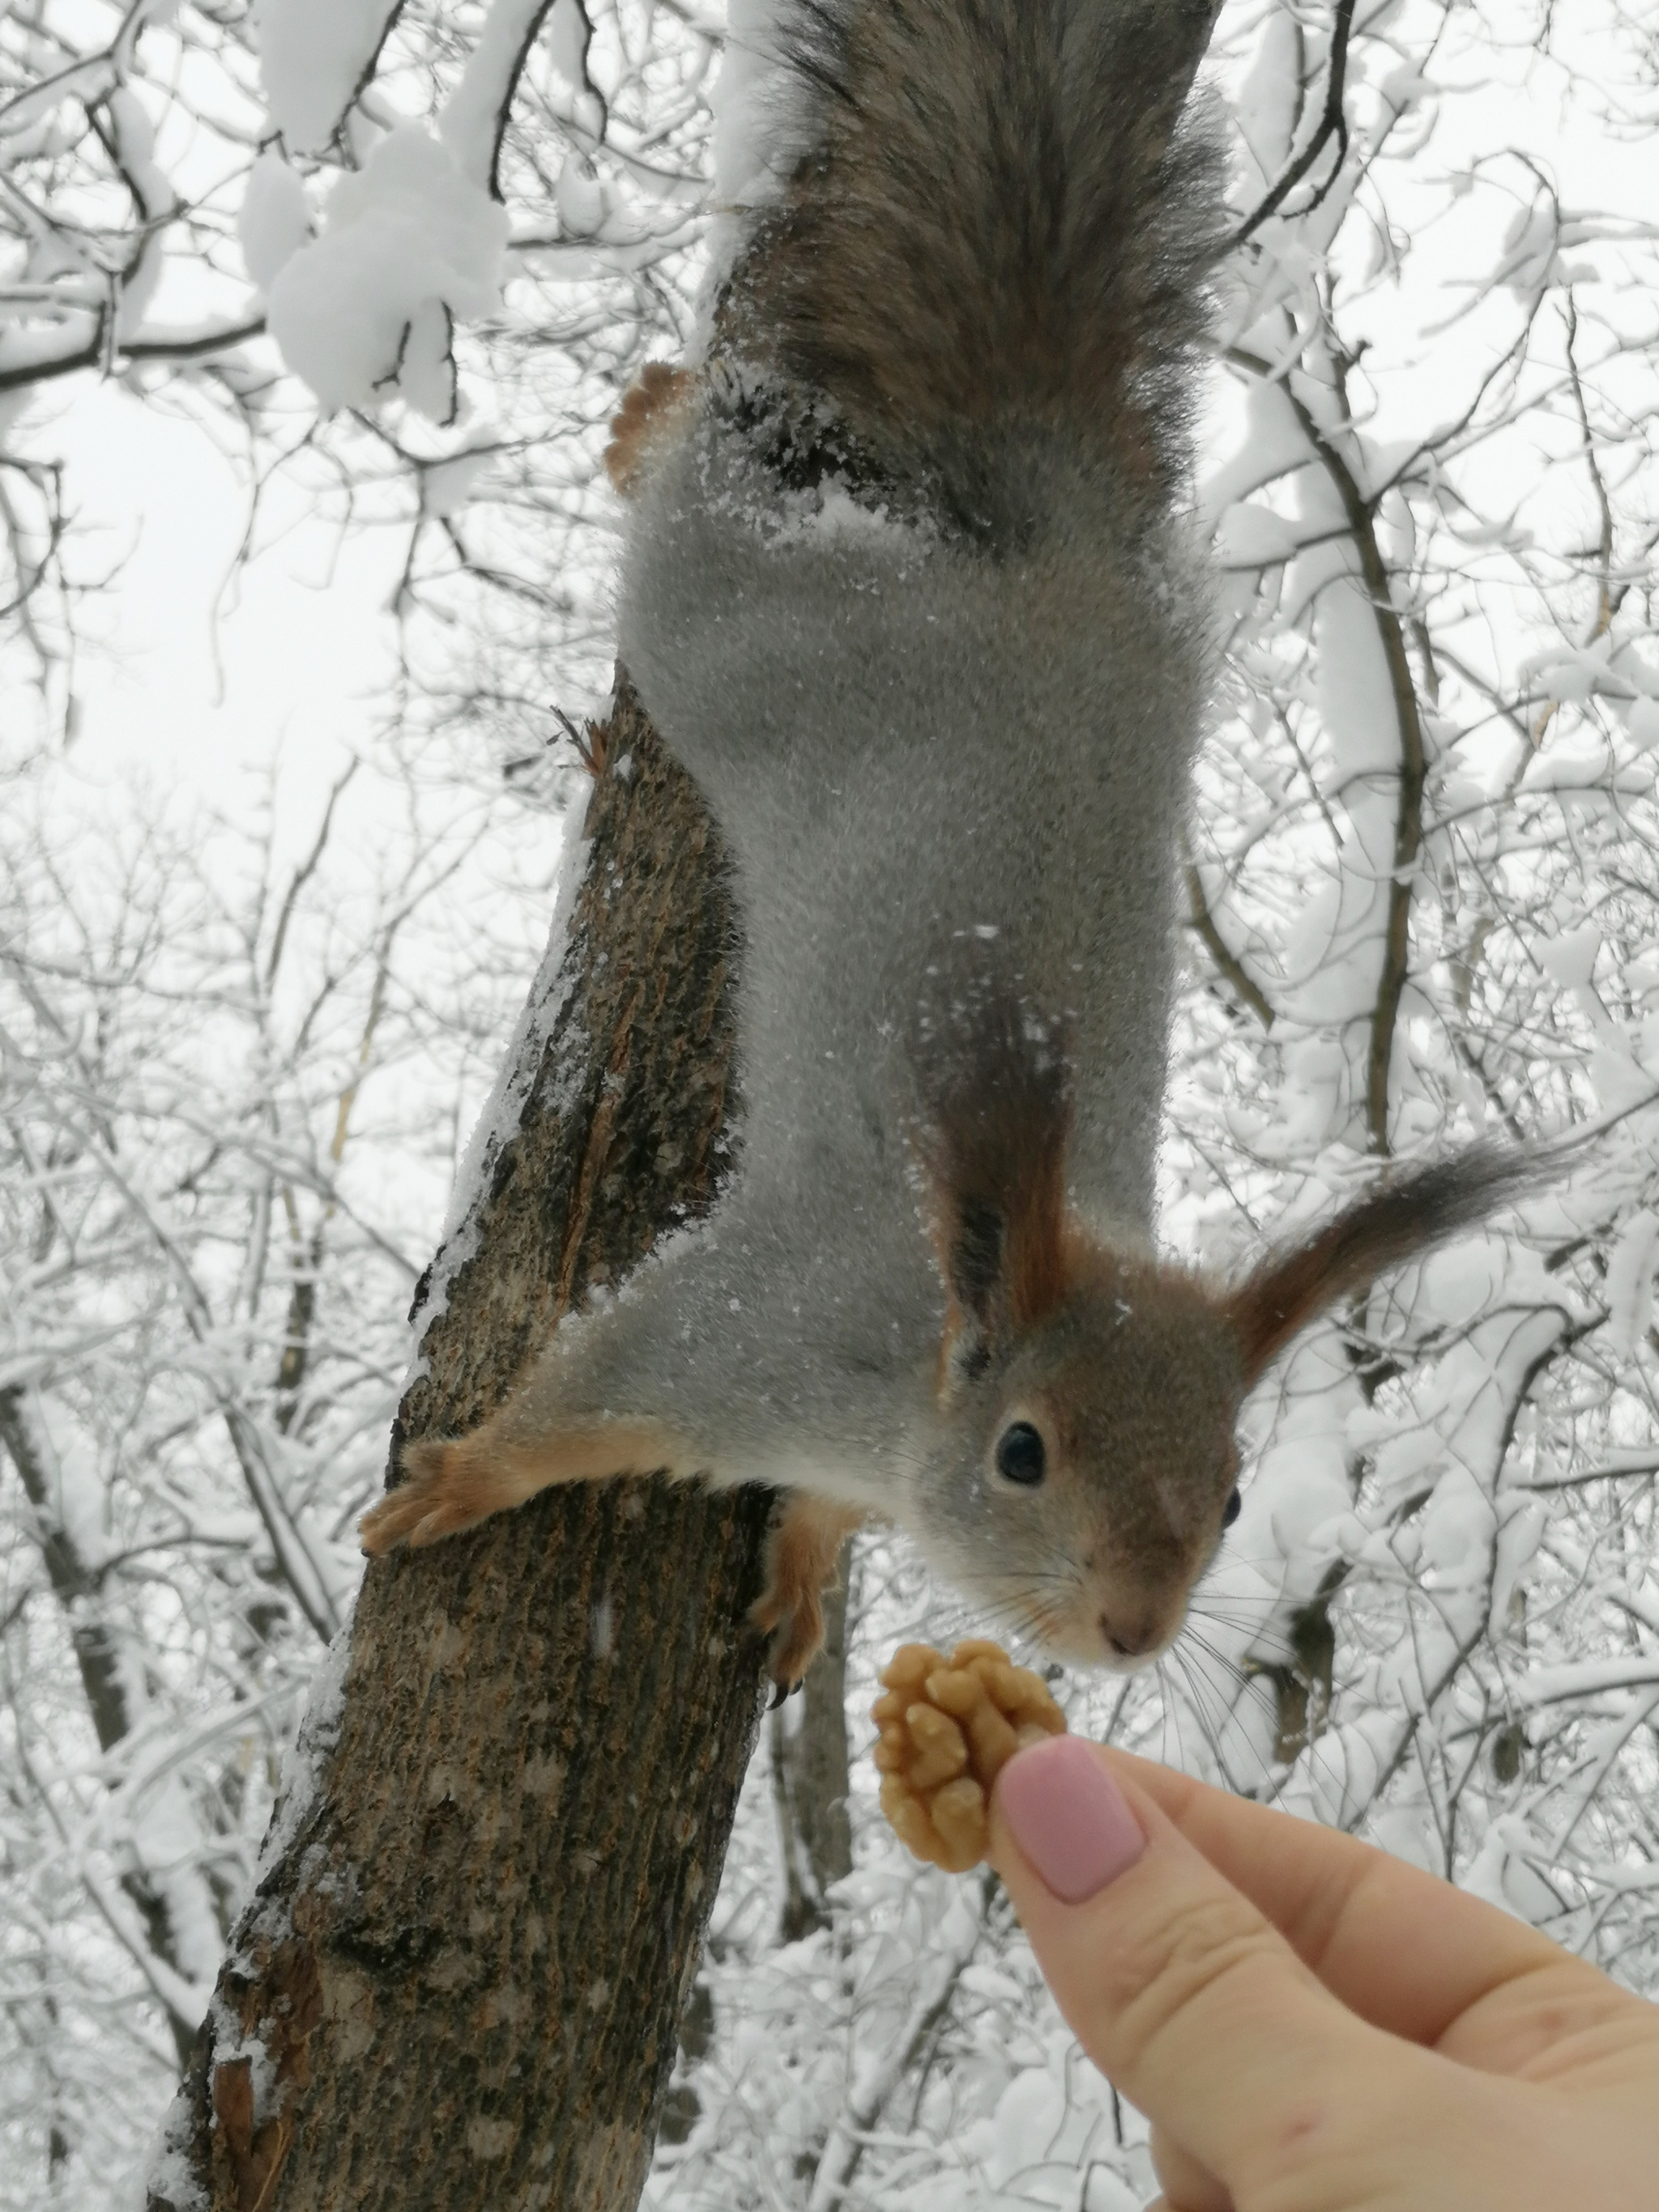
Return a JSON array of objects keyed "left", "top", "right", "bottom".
[{"left": 616, "top": 0, "right": 1223, "bottom": 1238}]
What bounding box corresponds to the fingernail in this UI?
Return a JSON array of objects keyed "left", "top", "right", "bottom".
[{"left": 997, "top": 1737, "right": 1146, "bottom": 1903}]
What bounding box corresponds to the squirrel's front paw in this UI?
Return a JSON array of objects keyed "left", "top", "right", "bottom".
[
  {"left": 750, "top": 1495, "right": 866, "bottom": 1693},
  {"left": 359, "top": 1438, "right": 497, "bottom": 1555},
  {"left": 749, "top": 1575, "right": 825, "bottom": 1695}
]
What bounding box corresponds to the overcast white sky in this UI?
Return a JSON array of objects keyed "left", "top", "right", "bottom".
[{"left": 42, "top": 377, "right": 403, "bottom": 866}]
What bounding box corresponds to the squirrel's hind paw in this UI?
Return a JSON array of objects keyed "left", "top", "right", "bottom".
[
  {"left": 605, "top": 362, "right": 693, "bottom": 495},
  {"left": 750, "top": 1495, "right": 866, "bottom": 1691}
]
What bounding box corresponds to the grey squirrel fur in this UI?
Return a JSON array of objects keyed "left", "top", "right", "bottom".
[{"left": 363, "top": 0, "right": 1548, "bottom": 1684}]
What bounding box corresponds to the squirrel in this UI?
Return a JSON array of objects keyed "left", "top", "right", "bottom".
[{"left": 362, "top": 0, "right": 1551, "bottom": 1689}]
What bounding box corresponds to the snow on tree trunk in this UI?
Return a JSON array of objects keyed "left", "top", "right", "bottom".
[{"left": 147, "top": 678, "right": 774, "bottom": 2212}]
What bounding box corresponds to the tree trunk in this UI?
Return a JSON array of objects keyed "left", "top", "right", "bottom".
[
  {"left": 0, "top": 1383, "right": 204, "bottom": 2070},
  {"left": 148, "top": 676, "right": 775, "bottom": 2212},
  {"left": 770, "top": 1539, "right": 856, "bottom": 1941}
]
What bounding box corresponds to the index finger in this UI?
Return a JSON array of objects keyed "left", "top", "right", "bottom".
[{"left": 1101, "top": 1750, "right": 1587, "bottom": 2055}]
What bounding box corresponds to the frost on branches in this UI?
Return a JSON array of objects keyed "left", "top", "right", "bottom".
[
  {"left": 0, "top": 756, "right": 546, "bottom": 2201},
  {"left": 1162, "top": 0, "right": 1659, "bottom": 1952},
  {"left": 4, "top": 1, "right": 1659, "bottom": 2209}
]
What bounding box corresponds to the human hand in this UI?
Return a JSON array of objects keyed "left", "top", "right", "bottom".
[{"left": 988, "top": 1735, "right": 1659, "bottom": 2211}]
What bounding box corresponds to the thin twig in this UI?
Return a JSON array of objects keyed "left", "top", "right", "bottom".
[
  {"left": 1183, "top": 857, "right": 1277, "bottom": 1029},
  {"left": 1226, "top": 0, "right": 1357, "bottom": 254}
]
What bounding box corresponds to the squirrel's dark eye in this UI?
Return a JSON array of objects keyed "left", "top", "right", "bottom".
[
  {"left": 1222, "top": 1485, "right": 1242, "bottom": 1529},
  {"left": 995, "top": 1421, "right": 1046, "bottom": 1486}
]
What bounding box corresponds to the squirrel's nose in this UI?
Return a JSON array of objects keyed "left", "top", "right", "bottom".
[{"left": 1102, "top": 1609, "right": 1161, "bottom": 1659}]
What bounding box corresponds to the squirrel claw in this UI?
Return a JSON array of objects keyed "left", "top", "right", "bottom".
[
  {"left": 750, "top": 1495, "right": 864, "bottom": 1692},
  {"left": 751, "top": 1588, "right": 824, "bottom": 1697}
]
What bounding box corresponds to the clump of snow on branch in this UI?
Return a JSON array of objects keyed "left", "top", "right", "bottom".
[
  {"left": 442, "top": 0, "right": 570, "bottom": 188},
  {"left": 266, "top": 126, "right": 510, "bottom": 419},
  {"left": 252, "top": 0, "right": 400, "bottom": 156},
  {"left": 239, "top": 151, "right": 313, "bottom": 292}
]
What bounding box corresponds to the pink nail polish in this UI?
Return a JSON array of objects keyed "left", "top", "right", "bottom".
[{"left": 998, "top": 1737, "right": 1146, "bottom": 1903}]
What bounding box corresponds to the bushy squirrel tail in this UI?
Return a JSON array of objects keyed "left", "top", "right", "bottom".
[{"left": 724, "top": 0, "right": 1224, "bottom": 537}]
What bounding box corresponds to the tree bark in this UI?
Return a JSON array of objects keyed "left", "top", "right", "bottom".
[{"left": 148, "top": 676, "right": 775, "bottom": 2212}]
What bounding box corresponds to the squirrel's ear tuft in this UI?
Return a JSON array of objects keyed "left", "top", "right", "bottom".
[
  {"left": 1226, "top": 1140, "right": 1576, "bottom": 1386},
  {"left": 913, "top": 981, "right": 1074, "bottom": 1387}
]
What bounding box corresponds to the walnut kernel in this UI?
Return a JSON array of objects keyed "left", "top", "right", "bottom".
[{"left": 872, "top": 1639, "right": 1066, "bottom": 1872}]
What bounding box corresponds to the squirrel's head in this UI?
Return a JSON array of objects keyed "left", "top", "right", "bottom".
[
  {"left": 909, "top": 996, "right": 1551, "bottom": 1669},
  {"left": 911, "top": 1240, "right": 1247, "bottom": 1666}
]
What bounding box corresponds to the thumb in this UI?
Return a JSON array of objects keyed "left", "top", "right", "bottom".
[{"left": 988, "top": 1737, "right": 1420, "bottom": 2202}]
